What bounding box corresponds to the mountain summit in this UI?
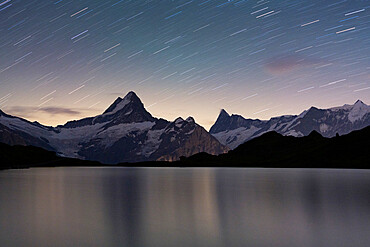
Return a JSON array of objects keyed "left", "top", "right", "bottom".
[
  {"left": 99, "top": 91, "right": 155, "bottom": 125},
  {"left": 210, "top": 109, "right": 266, "bottom": 136},
  {"left": 62, "top": 91, "right": 155, "bottom": 128},
  {"left": 103, "top": 91, "right": 141, "bottom": 114}
]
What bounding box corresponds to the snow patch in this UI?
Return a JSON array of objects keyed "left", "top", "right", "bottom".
[
  {"left": 103, "top": 98, "right": 130, "bottom": 116},
  {"left": 96, "top": 121, "right": 155, "bottom": 147},
  {"left": 268, "top": 123, "right": 277, "bottom": 131},
  {"left": 186, "top": 129, "right": 195, "bottom": 135},
  {"left": 297, "top": 110, "right": 308, "bottom": 119},
  {"left": 174, "top": 117, "right": 184, "bottom": 124},
  {"left": 49, "top": 122, "right": 107, "bottom": 158},
  {"left": 319, "top": 123, "right": 329, "bottom": 133},
  {"left": 282, "top": 119, "right": 300, "bottom": 132},
  {"left": 141, "top": 129, "right": 165, "bottom": 157},
  {"left": 125, "top": 110, "right": 133, "bottom": 115},
  {"left": 213, "top": 126, "right": 261, "bottom": 149},
  {"left": 330, "top": 104, "right": 353, "bottom": 111},
  {"left": 348, "top": 103, "right": 369, "bottom": 123},
  {"left": 284, "top": 130, "right": 304, "bottom": 137},
  {"left": 0, "top": 115, "right": 52, "bottom": 138}
]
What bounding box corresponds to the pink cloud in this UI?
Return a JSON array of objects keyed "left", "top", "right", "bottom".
[{"left": 265, "top": 55, "right": 320, "bottom": 75}]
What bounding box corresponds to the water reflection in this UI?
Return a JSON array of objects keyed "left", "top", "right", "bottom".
[{"left": 0, "top": 168, "right": 369, "bottom": 247}]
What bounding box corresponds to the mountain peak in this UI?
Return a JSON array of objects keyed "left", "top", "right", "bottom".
[
  {"left": 174, "top": 117, "right": 184, "bottom": 123},
  {"left": 219, "top": 109, "right": 230, "bottom": 118},
  {"left": 209, "top": 109, "right": 232, "bottom": 134},
  {"left": 88, "top": 91, "right": 156, "bottom": 126},
  {"left": 186, "top": 116, "right": 195, "bottom": 123},
  {"left": 354, "top": 99, "right": 366, "bottom": 106},
  {"left": 123, "top": 91, "right": 139, "bottom": 101},
  {"left": 348, "top": 99, "right": 369, "bottom": 123},
  {"left": 308, "top": 106, "right": 319, "bottom": 111},
  {"left": 103, "top": 91, "right": 142, "bottom": 115}
]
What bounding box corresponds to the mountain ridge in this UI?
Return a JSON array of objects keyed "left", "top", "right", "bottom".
[
  {"left": 1, "top": 125, "right": 369, "bottom": 170},
  {"left": 0, "top": 94, "right": 369, "bottom": 163},
  {"left": 210, "top": 100, "right": 370, "bottom": 149}
]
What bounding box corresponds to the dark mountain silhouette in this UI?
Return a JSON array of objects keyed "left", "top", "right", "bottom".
[
  {"left": 1, "top": 126, "right": 369, "bottom": 170},
  {"left": 182, "top": 126, "right": 370, "bottom": 168}
]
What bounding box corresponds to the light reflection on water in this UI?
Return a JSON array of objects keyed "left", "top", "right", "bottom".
[{"left": 0, "top": 168, "right": 369, "bottom": 247}]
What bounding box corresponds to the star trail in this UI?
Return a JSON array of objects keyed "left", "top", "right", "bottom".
[{"left": 0, "top": 0, "right": 369, "bottom": 128}]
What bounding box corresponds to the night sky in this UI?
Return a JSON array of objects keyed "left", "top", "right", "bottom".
[{"left": 0, "top": 0, "right": 369, "bottom": 129}]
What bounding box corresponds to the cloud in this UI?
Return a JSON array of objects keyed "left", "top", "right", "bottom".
[
  {"left": 39, "top": 107, "right": 82, "bottom": 116},
  {"left": 265, "top": 55, "right": 320, "bottom": 74},
  {"left": 2, "top": 105, "right": 104, "bottom": 127},
  {"left": 109, "top": 92, "right": 125, "bottom": 97},
  {"left": 6, "top": 106, "right": 87, "bottom": 118}
]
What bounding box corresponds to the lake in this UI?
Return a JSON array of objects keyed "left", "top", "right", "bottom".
[{"left": 0, "top": 167, "right": 369, "bottom": 247}]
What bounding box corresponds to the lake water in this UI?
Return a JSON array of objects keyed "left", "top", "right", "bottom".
[{"left": 0, "top": 168, "right": 369, "bottom": 247}]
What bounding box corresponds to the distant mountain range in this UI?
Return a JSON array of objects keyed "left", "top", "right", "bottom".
[
  {"left": 1, "top": 126, "right": 369, "bottom": 170},
  {"left": 0, "top": 92, "right": 227, "bottom": 164},
  {"left": 210, "top": 100, "right": 370, "bottom": 149},
  {"left": 0, "top": 91, "right": 369, "bottom": 164}
]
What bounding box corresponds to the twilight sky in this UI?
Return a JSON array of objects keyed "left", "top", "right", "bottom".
[{"left": 0, "top": 0, "right": 369, "bottom": 129}]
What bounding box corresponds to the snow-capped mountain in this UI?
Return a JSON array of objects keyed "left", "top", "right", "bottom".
[
  {"left": 210, "top": 100, "right": 370, "bottom": 149},
  {"left": 0, "top": 92, "right": 228, "bottom": 163}
]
